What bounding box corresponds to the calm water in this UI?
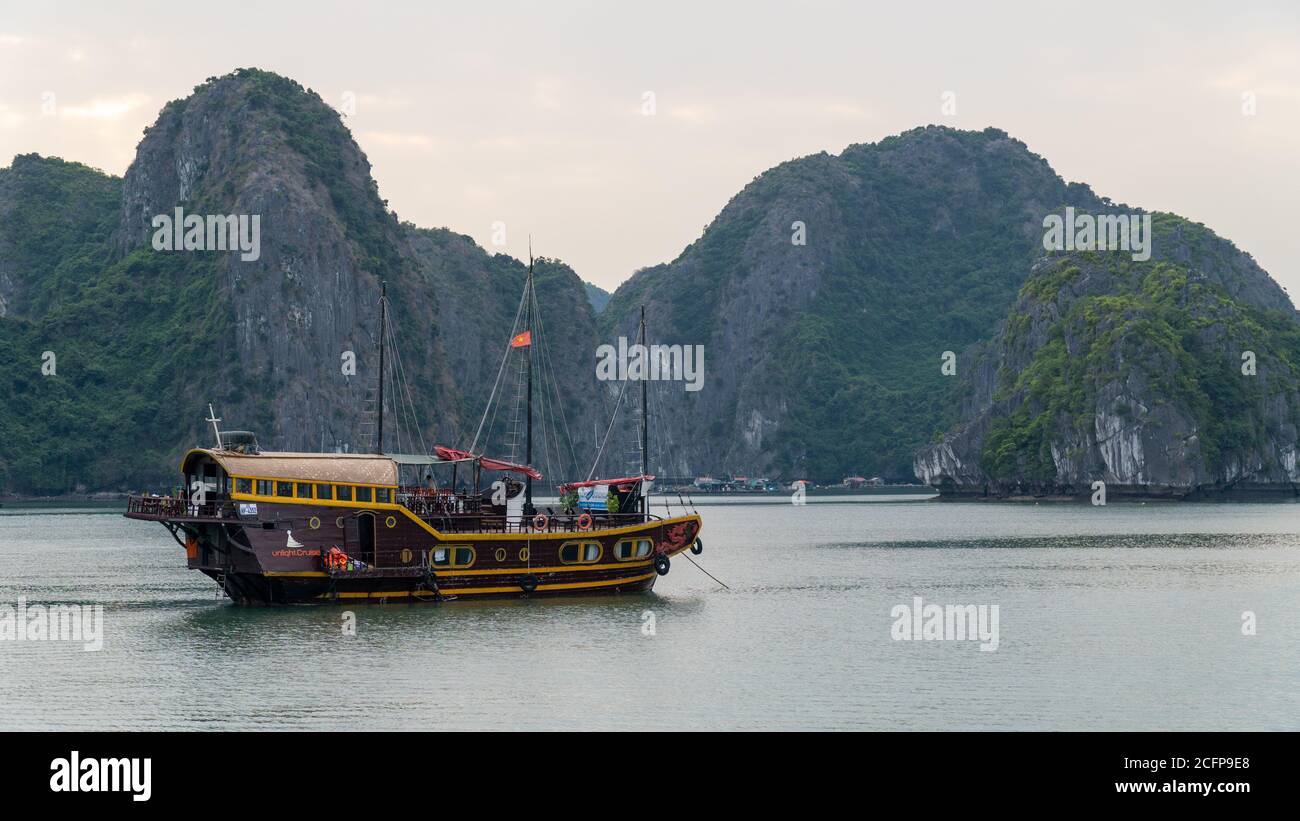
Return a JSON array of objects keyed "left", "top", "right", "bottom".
[{"left": 0, "top": 497, "right": 1297, "bottom": 731}]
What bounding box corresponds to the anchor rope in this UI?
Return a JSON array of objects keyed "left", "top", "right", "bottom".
[{"left": 682, "top": 552, "right": 729, "bottom": 590}]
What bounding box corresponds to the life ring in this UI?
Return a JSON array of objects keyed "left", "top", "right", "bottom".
[
  {"left": 576, "top": 513, "right": 593, "bottom": 531},
  {"left": 653, "top": 555, "right": 671, "bottom": 576},
  {"left": 531, "top": 513, "right": 549, "bottom": 532},
  {"left": 520, "top": 574, "right": 539, "bottom": 594},
  {"left": 691, "top": 538, "right": 703, "bottom": 555}
]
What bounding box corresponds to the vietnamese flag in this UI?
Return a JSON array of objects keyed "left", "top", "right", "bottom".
[{"left": 510, "top": 330, "right": 532, "bottom": 348}]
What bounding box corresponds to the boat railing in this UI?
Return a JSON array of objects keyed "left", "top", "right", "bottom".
[
  {"left": 408, "top": 510, "right": 659, "bottom": 535},
  {"left": 125, "top": 494, "right": 239, "bottom": 520}
]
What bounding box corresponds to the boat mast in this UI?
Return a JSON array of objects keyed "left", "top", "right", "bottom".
[
  {"left": 376, "top": 280, "right": 387, "bottom": 455},
  {"left": 524, "top": 248, "right": 535, "bottom": 517},
  {"left": 640, "top": 305, "right": 648, "bottom": 518}
]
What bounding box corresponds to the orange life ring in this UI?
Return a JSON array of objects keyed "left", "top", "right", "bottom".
[
  {"left": 531, "top": 513, "right": 549, "bottom": 532},
  {"left": 576, "top": 513, "right": 593, "bottom": 531}
]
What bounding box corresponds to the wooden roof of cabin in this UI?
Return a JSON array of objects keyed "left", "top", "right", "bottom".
[{"left": 184, "top": 450, "right": 399, "bottom": 486}]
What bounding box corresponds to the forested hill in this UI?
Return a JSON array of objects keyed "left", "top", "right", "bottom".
[
  {"left": 0, "top": 69, "right": 600, "bottom": 495},
  {"left": 4, "top": 76, "right": 1294, "bottom": 496},
  {"left": 601, "top": 126, "right": 1110, "bottom": 481}
]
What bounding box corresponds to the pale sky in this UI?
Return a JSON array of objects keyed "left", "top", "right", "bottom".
[{"left": 1, "top": 1, "right": 1298, "bottom": 293}]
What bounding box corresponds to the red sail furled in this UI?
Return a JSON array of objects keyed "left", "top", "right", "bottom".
[
  {"left": 558, "top": 475, "right": 654, "bottom": 493},
  {"left": 434, "top": 445, "right": 542, "bottom": 480}
]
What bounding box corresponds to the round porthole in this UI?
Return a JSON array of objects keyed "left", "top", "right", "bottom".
[
  {"left": 336, "top": 517, "right": 345, "bottom": 529},
  {"left": 400, "top": 548, "right": 413, "bottom": 564},
  {"left": 308, "top": 516, "right": 321, "bottom": 530},
  {"left": 385, "top": 515, "right": 397, "bottom": 529},
  {"left": 518, "top": 547, "right": 530, "bottom": 561},
  {"left": 495, "top": 547, "right": 507, "bottom": 562}
]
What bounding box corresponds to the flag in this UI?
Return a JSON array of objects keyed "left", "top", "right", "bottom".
[{"left": 510, "top": 330, "right": 532, "bottom": 348}]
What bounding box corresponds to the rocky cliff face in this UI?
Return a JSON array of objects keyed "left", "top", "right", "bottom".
[
  {"left": 915, "top": 214, "right": 1300, "bottom": 498},
  {"left": 602, "top": 126, "right": 1104, "bottom": 480},
  {"left": 0, "top": 69, "right": 600, "bottom": 493},
  {"left": 117, "top": 70, "right": 437, "bottom": 452}
]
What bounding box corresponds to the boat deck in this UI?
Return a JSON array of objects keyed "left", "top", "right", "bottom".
[{"left": 124, "top": 494, "right": 669, "bottom": 535}]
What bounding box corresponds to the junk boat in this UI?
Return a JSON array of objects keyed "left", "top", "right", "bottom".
[{"left": 125, "top": 260, "right": 703, "bottom": 604}]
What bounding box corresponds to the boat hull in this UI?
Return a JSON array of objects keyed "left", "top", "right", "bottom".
[{"left": 126, "top": 498, "right": 702, "bottom": 605}]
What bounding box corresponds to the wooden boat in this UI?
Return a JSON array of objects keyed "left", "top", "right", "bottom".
[{"left": 125, "top": 262, "right": 702, "bottom": 604}]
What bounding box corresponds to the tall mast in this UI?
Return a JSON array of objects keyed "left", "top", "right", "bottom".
[
  {"left": 524, "top": 246, "right": 535, "bottom": 516},
  {"left": 640, "top": 305, "right": 648, "bottom": 517},
  {"left": 376, "top": 280, "right": 387, "bottom": 455}
]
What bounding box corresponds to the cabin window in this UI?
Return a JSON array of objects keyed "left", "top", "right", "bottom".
[
  {"left": 336, "top": 485, "right": 353, "bottom": 502},
  {"left": 356, "top": 486, "right": 373, "bottom": 503},
  {"left": 559, "top": 541, "right": 601, "bottom": 565},
  {"left": 276, "top": 481, "right": 293, "bottom": 497},
  {"left": 235, "top": 478, "right": 252, "bottom": 494},
  {"left": 256, "top": 480, "right": 272, "bottom": 496},
  {"left": 296, "top": 483, "right": 312, "bottom": 498},
  {"left": 375, "top": 488, "right": 391, "bottom": 504},
  {"left": 614, "top": 538, "right": 653, "bottom": 561},
  {"left": 316, "top": 484, "right": 333, "bottom": 500},
  {"left": 430, "top": 545, "right": 475, "bottom": 568}
]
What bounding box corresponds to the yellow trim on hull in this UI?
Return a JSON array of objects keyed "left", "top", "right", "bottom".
[
  {"left": 266, "top": 559, "right": 654, "bottom": 579},
  {"left": 316, "top": 572, "right": 657, "bottom": 599}
]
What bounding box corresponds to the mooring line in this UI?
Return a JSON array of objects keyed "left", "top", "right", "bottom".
[{"left": 682, "top": 552, "right": 730, "bottom": 590}]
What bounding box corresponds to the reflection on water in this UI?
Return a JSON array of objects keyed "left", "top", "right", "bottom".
[{"left": 1, "top": 498, "right": 1297, "bottom": 730}]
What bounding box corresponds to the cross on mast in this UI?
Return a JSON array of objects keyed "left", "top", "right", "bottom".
[{"left": 206, "top": 403, "right": 223, "bottom": 449}]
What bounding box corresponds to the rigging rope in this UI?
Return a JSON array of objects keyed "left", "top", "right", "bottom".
[
  {"left": 470, "top": 283, "right": 528, "bottom": 454},
  {"left": 586, "top": 374, "right": 632, "bottom": 481}
]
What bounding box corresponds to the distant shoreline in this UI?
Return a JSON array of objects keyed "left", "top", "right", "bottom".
[
  {"left": 930, "top": 485, "right": 1300, "bottom": 503},
  {"left": 0, "top": 493, "right": 130, "bottom": 506}
]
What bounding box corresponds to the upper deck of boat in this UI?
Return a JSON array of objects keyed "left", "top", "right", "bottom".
[{"left": 125, "top": 491, "right": 667, "bottom": 535}]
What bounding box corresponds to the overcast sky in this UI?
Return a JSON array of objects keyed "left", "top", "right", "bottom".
[{"left": 1, "top": 1, "right": 1297, "bottom": 293}]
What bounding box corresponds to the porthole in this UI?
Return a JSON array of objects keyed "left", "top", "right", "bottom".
[
  {"left": 400, "top": 548, "right": 413, "bottom": 564},
  {"left": 430, "top": 545, "right": 475, "bottom": 569},
  {"left": 559, "top": 540, "right": 602, "bottom": 565},
  {"left": 519, "top": 547, "right": 530, "bottom": 562},
  {"left": 495, "top": 547, "right": 507, "bottom": 562},
  {"left": 385, "top": 515, "right": 397, "bottom": 529},
  {"left": 308, "top": 516, "right": 321, "bottom": 530},
  {"left": 614, "top": 538, "right": 654, "bottom": 561},
  {"left": 336, "top": 517, "right": 345, "bottom": 529}
]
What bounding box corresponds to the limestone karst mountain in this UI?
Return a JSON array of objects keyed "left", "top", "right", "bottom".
[
  {"left": 0, "top": 69, "right": 600, "bottom": 493},
  {"left": 4, "top": 73, "right": 1297, "bottom": 498}
]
